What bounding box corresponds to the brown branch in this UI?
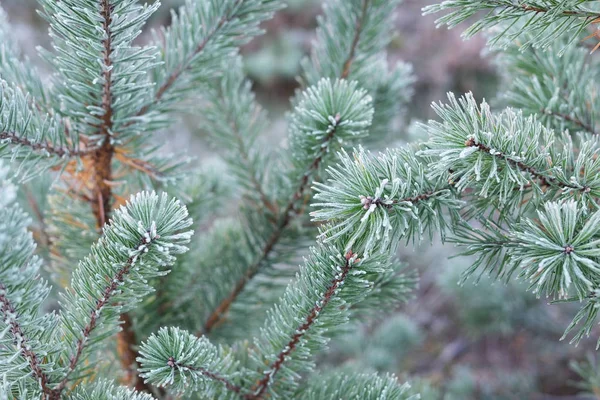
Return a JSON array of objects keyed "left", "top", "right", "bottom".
[
  {"left": 86, "top": 0, "right": 151, "bottom": 394},
  {"left": 519, "top": 3, "right": 585, "bottom": 16},
  {"left": 115, "top": 151, "right": 166, "bottom": 181},
  {"left": 359, "top": 188, "right": 448, "bottom": 211},
  {"left": 166, "top": 358, "right": 243, "bottom": 394},
  {"left": 0, "top": 131, "right": 91, "bottom": 158},
  {"left": 464, "top": 137, "right": 582, "bottom": 191},
  {"left": 54, "top": 234, "right": 156, "bottom": 396},
  {"left": 200, "top": 115, "right": 343, "bottom": 335},
  {"left": 90, "top": 0, "right": 116, "bottom": 230},
  {"left": 229, "top": 116, "right": 277, "bottom": 214},
  {"left": 0, "top": 283, "right": 55, "bottom": 398},
  {"left": 543, "top": 109, "right": 598, "bottom": 135},
  {"left": 341, "top": 0, "right": 369, "bottom": 79},
  {"left": 245, "top": 251, "right": 355, "bottom": 399},
  {"left": 23, "top": 186, "right": 52, "bottom": 247}
]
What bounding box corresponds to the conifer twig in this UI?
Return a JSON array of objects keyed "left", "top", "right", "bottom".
[
  {"left": 54, "top": 233, "right": 158, "bottom": 396},
  {"left": 543, "top": 109, "right": 598, "bottom": 136},
  {"left": 340, "top": 0, "right": 368, "bottom": 79},
  {"left": 200, "top": 1, "right": 372, "bottom": 333},
  {"left": 244, "top": 251, "right": 354, "bottom": 399},
  {"left": 85, "top": 0, "right": 150, "bottom": 392},
  {"left": 201, "top": 114, "right": 344, "bottom": 334},
  {"left": 0, "top": 284, "right": 54, "bottom": 398},
  {"left": 134, "top": 0, "right": 243, "bottom": 119}
]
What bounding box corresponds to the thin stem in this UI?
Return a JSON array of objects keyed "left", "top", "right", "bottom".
[
  {"left": 543, "top": 109, "right": 598, "bottom": 136},
  {"left": 0, "top": 131, "right": 90, "bottom": 158},
  {"left": 90, "top": 0, "right": 116, "bottom": 229},
  {"left": 518, "top": 3, "right": 596, "bottom": 17},
  {"left": 245, "top": 252, "right": 354, "bottom": 399},
  {"left": 341, "top": 0, "right": 369, "bottom": 79},
  {"left": 167, "top": 358, "right": 243, "bottom": 394},
  {"left": 465, "top": 138, "right": 581, "bottom": 190},
  {"left": 23, "top": 185, "right": 51, "bottom": 247},
  {"left": 0, "top": 284, "right": 54, "bottom": 398},
  {"left": 228, "top": 108, "right": 275, "bottom": 213}
]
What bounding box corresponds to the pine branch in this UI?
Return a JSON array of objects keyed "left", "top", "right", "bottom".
[
  {"left": 200, "top": 58, "right": 275, "bottom": 211},
  {"left": 89, "top": 0, "right": 116, "bottom": 229},
  {"left": 302, "top": 0, "right": 413, "bottom": 145},
  {"left": 55, "top": 233, "right": 160, "bottom": 395},
  {"left": 0, "top": 83, "right": 81, "bottom": 181},
  {"left": 138, "top": 327, "right": 242, "bottom": 395},
  {"left": 424, "top": 0, "right": 600, "bottom": 50},
  {"left": 201, "top": 80, "right": 373, "bottom": 334},
  {"left": 67, "top": 380, "right": 156, "bottom": 400},
  {"left": 246, "top": 252, "right": 354, "bottom": 399},
  {"left": 295, "top": 370, "right": 417, "bottom": 400},
  {"left": 54, "top": 192, "right": 192, "bottom": 394},
  {"left": 0, "top": 284, "right": 53, "bottom": 398},
  {"left": 420, "top": 93, "right": 598, "bottom": 210},
  {"left": 496, "top": 35, "right": 599, "bottom": 136},
  {"left": 134, "top": 0, "right": 281, "bottom": 123},
  {"left": 0, "top": 181, "right": 59, "bottom": 397},
  {"left": 312, "top": 147, "right": 461, "bottom": 256},
  {"left": 545, "top": 109, "right": 598, "bottom": 135}
]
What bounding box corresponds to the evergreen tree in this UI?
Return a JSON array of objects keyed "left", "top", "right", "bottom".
[{"left": 2, "top": 0, "right": 600, "bottom": 399}]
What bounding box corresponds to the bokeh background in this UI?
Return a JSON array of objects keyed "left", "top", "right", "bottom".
[{"left": 3, "top": 1, "right": 600, "bottom": 398}]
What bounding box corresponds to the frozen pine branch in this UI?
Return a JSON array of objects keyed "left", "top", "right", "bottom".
[
  {"left": 495, "top": 34, "right": 599, "bottom": 135},
  {"left": 424, "top": 0, "right": 600, "bottom": 51}
]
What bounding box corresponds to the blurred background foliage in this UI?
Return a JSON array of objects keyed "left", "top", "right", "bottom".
[{"left": 3, "top": 0, "right": 600, "bottom": 398}]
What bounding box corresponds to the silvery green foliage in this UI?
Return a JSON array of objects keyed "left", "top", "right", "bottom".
[
  {"left": 66, "top": 380, "right": 155, "bottom": 400},
  {"left": 199, "top": 57, "right": 270, "bottom": 204},
  {"left": 424, "top": 0, "right": 600, "bottom": 51},
  {"left": 0, "top": 189, "right": 193, "bottom": 397},
  {"left": 1, "top": 0, "right": 419, "bottom": 398},
  {"left": 57, "top": 192, "right": 193, "bottom": 385},
  {"left": 146, "top": 0, "right": 283, "bottom": 122},
  {"left": 153, "top": 77, "right": 378, "bottom": 345},
  {"left": 0, "top": 166, "right": 59, "bottom": 398},
  {"left": 294, "top": 370, "right": 418, "bottom": 400},
  {"left": 0, "top": 82, "right": 78, "bottom": 181},
  {"left": 139, "top": 327, "right": 241, "bottom": 397},
  {"left": 289, "top": 79, "right": 374, "bottom": 173},
  {"left": 0, "top": 9, "right": 49, "bottom": 110},
  {"left": 457, "top": 200, "right": 600, "bottom": 301},
  {"left": 420, "top": 93, "right": 600, "bottom": 212},
  {"left": 301, "top": 0, "right": 414, "bottom": 143},
  {"left": 312, "top": 147, "right": 461, "bottom": 256},
  {"left": 495, "top": 35, "right": 599, "bottom": 136},
  {"left": 38, "top": 0, "right": 160, "bottom": 147},
  {"left": 162, "top": 0, "right": 417, "bottom": 350},
  {"left": 138, "top": 229, "right": 416, "bottom": 399}
]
